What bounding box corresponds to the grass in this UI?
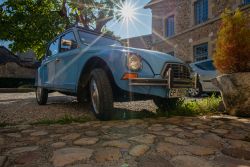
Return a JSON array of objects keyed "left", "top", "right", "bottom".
[
  {"left": 31, "top": 114, "right": 94, "bottom": 125},
  {"left": 110, "top": 95, "right": 223, "bottom": 120},
  {"left": 157, "top": 94, "right": 223, "bottom": 117},
  {"left": 0, "top": 123, "right": 14, "bottom": 128},
  {"left": 3, "top": 95, "right": 222, "bottom": 126}
]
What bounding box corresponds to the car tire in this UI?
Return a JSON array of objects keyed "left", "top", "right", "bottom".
[
  {"left": 89, "top": 69, "right": 113, "bottom": 120},
  {"left": 188, "top": 82, "right": 202, "bottom": 97},
  {"left": 153, "top": 98, "right": 180, "bottom": 111},
  {"left": 36, "top": 87, "right": 48, "bottom": 105}
]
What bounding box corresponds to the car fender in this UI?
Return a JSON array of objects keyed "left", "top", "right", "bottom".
[{"left": 75, "top": 49, "right": 155, "bottom": 93}]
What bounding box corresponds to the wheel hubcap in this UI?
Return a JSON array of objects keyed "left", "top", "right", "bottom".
[{"left": 90, "top": 79, "right": 100, "bottom": 114}]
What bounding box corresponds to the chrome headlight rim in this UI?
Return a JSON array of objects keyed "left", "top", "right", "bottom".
[{"left": 126, "top": 53, "right": 143, "bottom": 71}]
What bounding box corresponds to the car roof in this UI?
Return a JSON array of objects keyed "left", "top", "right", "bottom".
[
  {"left": 46, "top": 26, "right": 117, "bottom": 48},
  {"left": 70, "top": 26, "right": 117, "bottom": 40}
]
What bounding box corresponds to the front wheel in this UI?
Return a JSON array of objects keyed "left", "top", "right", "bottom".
[
  {"left": 153, "top": 98, "right": 180, "bottom": 111},
  {"left": 89, "top": 69, "right": 113, "bottom": 120},
  {"left": 36, "top": 87, "right": 48, "bottom": 105}
]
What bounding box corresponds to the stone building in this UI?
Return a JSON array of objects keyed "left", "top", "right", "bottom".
[
  {"left": 122, "top": 34, "right": 152, "bottom": 50},
  {"left": 145, "top": 0, "right": 250, "bottom": 63}
]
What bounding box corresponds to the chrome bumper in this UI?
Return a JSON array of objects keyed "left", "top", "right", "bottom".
[{"left": 129, "top": 69, "right": 199, "bottom": 89}]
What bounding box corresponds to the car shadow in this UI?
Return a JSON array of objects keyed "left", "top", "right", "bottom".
[{"left": 110, "top": 107, "right": 158, "bottom": 120}]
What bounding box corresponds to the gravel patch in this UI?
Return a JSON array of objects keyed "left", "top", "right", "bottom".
[
  {"left": 0, "top": 92, "right": 158, "bottom": 124},
  {"left": 0, "top": 92, "right": 94, "bottom": 124}
]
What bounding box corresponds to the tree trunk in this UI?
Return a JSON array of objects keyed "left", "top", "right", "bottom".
[
  {"left": 59, "top": 0, "right": 70, "bottom": 28},
  {"left": 95, "top": 16, "right": 113, "bottom": 32}
]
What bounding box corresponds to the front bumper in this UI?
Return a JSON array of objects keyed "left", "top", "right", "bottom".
[{"left": 129, "top": 73, "right": 199, "bottom": 89}]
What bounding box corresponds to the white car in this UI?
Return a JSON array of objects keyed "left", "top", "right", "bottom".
[{"left": 188, "top": 59, "right": 219, "bottom": 97}]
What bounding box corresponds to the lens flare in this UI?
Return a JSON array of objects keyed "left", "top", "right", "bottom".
[{"left": 117, "top": 1, "right": 137, "bottom": 23}]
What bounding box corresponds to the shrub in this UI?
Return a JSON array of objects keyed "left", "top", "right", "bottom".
[
  {"left": 213, "top": 9, "right": 250, "bottom": 74},
  {"left": 157, "top": 95, "right": 223, "bottom": 116}
]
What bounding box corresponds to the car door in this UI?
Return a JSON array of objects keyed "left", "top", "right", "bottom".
[
  {"left": 42, "top": 38, "right": 60, "bottom": 88},
  {"left": 54, "top": 31, "right": 80, "bottom": 91}
]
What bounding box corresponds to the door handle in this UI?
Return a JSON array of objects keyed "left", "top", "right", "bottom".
[{"left": 55, "top": 58, "right": 60, "bottom": 63}]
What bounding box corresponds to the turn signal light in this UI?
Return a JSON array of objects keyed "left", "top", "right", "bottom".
[{"left": 122, "top": 73, "right": 138, "bottom": 80}]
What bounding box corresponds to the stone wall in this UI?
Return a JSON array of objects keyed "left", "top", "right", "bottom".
[
  {"left": 122, "top": 35, "right": 152, "bottom": 49},
  {"left": 0, "top": 62, "right": 36, "bottom": 79},
  {"left": 146, "top": 0, "right": 250, "bottom": 63},
  {"left": 147, "top": 0, "right": 177, "bottom": 43},
  {"left": 154, "top": 20, "right": 220, "bottom": 63}
]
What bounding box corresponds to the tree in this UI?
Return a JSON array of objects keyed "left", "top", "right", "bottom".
[
  {"left": 0, "top": 0, "right": 122, "bottom": 59},
  {"left": 213, "top": 9, "right": 250, "bottom": 74},
  {"left": 67, "top": 0, "right": 122, "bottom": 32}
]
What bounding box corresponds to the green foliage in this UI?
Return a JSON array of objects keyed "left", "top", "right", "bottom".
[
  {"left": 112, "top": 95, "right": 223, "bottom": 120},
  {"left": 0, "top": 0, "right": 66, "bottom": 59},
  {"left": 0, "top": 122, "right": 13, "bottom": 127},
  {"left": 68, "top": 0, "right": 123, "bottom": 31},
  {"left": 0, "top": 0, "right": 121, "bottom": 59},
  {"left": 213, "top": 9, "right": 250, "bottom": 74},
  {"left": 32, "top": 114, "right": 93, "bottom": 125},
  {"left": 157, "top": 95, "right": 223, "bottom": 117}
]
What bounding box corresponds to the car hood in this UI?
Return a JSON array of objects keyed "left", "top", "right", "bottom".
[{"left": 109, "top": 45, "right": 184, "bottom": 74}]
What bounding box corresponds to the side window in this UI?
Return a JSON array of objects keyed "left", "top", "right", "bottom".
[
  {"left": 60, "top": 32, "right": 77, "bottom": 52},
  {"left": 47, "top": 38, "right": 59, "bottom": 57}
]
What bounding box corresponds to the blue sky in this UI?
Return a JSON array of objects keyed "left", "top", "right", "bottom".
[{"left": 107, "top": 0, "right": 152, "bottom": 39}]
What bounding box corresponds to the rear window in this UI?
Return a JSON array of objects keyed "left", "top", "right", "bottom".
[{"left": 195, "top": 60, "right": 216, "bottom": 71}]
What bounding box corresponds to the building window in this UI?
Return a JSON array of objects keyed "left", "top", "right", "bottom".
[
  {"left": 168, "top": 51, "right": 175, "bottom": 56},
  {"left": 165, "top": 15, "right": 175, "bottom": 37},
  {"left": 194, "top": 0, "right": 208, "bottom": 24},
  {"left": 194, "top": 43, "right": 208, "bottom": 61},
  {"left": 243, "top": 0, "right": 250, "bottom": 5}
]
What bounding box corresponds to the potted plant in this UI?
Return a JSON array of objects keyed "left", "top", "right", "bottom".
[{"left": 213, "top": 9, "right": 250, "bottom": 117}]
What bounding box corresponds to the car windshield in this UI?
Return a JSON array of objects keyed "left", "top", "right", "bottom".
[
  {"left": 78, "top": 31, "right": 121, "bottom": 46},
  {"left": 195, "top": 60, "right": 216, "bottom": 71}
]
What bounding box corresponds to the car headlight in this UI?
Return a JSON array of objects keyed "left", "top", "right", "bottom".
[{"left": 126, "top": 53, "right": 142, "bottom": 71}]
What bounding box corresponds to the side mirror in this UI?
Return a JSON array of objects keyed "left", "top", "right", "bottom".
[{"left": 61, "top": 39, "right": 77, "bottom": 49}]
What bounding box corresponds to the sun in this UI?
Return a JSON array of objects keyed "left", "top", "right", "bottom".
[{"left": 118, "top": 1, "right": 137, "bottom": 22}]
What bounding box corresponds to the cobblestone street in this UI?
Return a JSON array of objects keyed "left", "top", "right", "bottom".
[{"left": 1, "top": 115, "right": 250, "bottom": 167}]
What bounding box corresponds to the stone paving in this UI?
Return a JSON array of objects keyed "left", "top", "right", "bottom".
[{"left": 0, "top": 115, "right": 250, "bottom": 167}]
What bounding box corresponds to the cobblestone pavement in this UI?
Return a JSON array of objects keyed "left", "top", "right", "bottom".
[{"left": 0, "top": 116, "right": 250, "bottom": 167}]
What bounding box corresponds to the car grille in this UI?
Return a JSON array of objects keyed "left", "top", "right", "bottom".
[{"left": 162, "top": 63, "right": 190, "bottom": 79}]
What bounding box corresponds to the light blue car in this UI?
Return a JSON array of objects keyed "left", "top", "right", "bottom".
[{"left": 36, "top": 25, "right": 196, "bottom": 120}]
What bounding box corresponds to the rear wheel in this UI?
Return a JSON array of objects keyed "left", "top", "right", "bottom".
[
  {"left": 153, "top": 98, "right": 180, "bottom": 111},
  {"left": 36, "top": 87, "right": 48, "bottom": 105},
  {"left": 89, "top": 69, "right": 113, "bottom": 120}
]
